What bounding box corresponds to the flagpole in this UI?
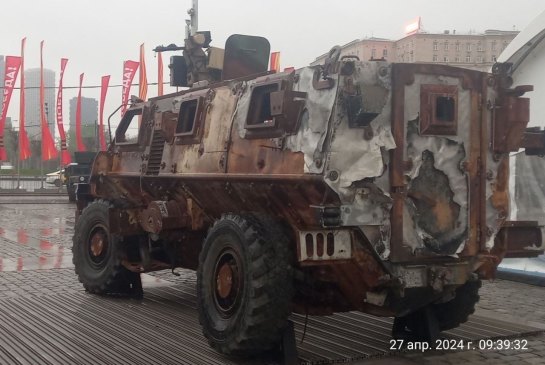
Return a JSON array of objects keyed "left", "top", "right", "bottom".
[
  {"left": 58, "top": 123, "right": 62, "bottom": 191},
  {"left": 58, "top": 141, "right": 61, "bottom": 191},
  {"left": 16, "top": 143, "right": 20, "bottom": 189},
  {"left": 40, "top": 151, "right": 44, "bottom": 189},
  {"left": 95, "top": 120, "right": 99, "bottom": 152}
]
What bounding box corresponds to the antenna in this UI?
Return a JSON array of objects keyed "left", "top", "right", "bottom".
[{"left": 186, "top": 0, "right": 198, "bottom": 37}]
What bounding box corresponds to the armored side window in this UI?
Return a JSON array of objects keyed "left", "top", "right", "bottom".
[
  {"left": 246, "top": 83, "right": 281, "bottom": 129},
  {"left": 435, "top": 96, "right": 455, "bottom": 122},
  {"left": 176, "top": 99, "right": 198, "bottom": 135},
  {"left": 243, "top": 77, "right": 306, "bottom": 139},
  {"left": 174, "top": 97, "right": 204, "bottom": 144},
  {"left": 420, "top": 84, "right": 458, "bottom": 135},
  {"left": 115, "top": 108, "right": 142, "bottom": 145}
]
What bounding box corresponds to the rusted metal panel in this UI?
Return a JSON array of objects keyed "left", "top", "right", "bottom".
[
  {"left": 101, "top": 173, "right": 339, "bottom": 229},
  {"left": 492, "top": 96, "right": 531, "bottom": 153},
  {"left": 390, "top": 64, "right": 484, "bottom": 261},
  {"left": 227, "top": 134, "right": 306, "bottom": 175},
  {"left": 389, "top": 65, "right": 410, "bottom": 262},
  {"left": 463, "top": 83, "right": 485, "bottom": 257}
]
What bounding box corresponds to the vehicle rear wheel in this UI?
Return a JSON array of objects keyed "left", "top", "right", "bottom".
[
  {"left": 433, "top": 278, "right": 481, "bottom": 331},
  {"left": 72, "top": 200, "right": 142, "bottom": 296},
  {"left": 54, "top": 179, "right": 61, "bottom": 187},
  {"left": 392, "top": 278, "right": 481, "bottom": 340},
  {"left": 197, "top": 214, "right": 294, "bottom": 356}
]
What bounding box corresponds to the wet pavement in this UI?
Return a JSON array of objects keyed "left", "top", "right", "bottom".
[
  {"left": 0, "top": 195, "right": 543, "bottom": 364},
  {"left": 0, "top": 196, "right": 73, "bottom": 273}
]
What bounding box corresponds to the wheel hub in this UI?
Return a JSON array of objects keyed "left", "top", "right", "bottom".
[
  {"left": 216, "top": 263, "right": 234, "bottom": 299},
  {"left": 212, "top": 249, "right": 242, "bottom": 316},
  {"left": 90, "top": 231, "right": 106, "bottom": 257}
]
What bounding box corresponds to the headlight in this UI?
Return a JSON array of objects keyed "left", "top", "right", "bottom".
[{"left": 79, "top": 176, "right": 85, "bottom": 182}]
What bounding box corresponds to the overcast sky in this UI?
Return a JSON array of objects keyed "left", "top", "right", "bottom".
[{"left": 1, "top": 0, "right": 544, "bottom": 130}]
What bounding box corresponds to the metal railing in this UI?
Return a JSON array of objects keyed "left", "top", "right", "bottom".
[{"left": 0, "top": 175, "right": 64, "bottom": 191}]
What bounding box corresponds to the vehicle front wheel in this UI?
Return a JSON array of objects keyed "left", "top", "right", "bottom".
[
  {"left": 72, "top": 200, "right": 142, "bottom": 296},
  {"left": 197, "top": 214, "right": 294, "bottom": 356}
]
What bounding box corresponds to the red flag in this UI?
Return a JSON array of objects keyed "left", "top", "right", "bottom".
[
  {"left": 56, "top": 58, "right": 71, "bottom": 165},
  {"left": 40, "top": 41, "right": 58, "bottom": 161},
  {"left": 19, "top": 38, "right": 31, "bottom": 161},
  {"left": 121, "top": 60, "right": 139, "bottom": 116},
  {"left": 99, "top": 75, "right": 110, "bottom": 151},
  {"left": 0, "top": 56, "right": 22, "bottom": 161},
  {"left": 158, "top": 52, "right": 164, "bottom": 96},
  {"left": 76, "top": 73, "right": 86, "bottom": 152},
  {"left": 269, "top": 52, "right": 281, "bottom": 73},
  {"left": 139, "top": 44, "right": 148, "bottom": 101}
]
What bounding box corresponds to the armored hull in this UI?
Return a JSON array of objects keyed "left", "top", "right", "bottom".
[{"left": 74, "top": 50, "right": 543, "bottom": 354}]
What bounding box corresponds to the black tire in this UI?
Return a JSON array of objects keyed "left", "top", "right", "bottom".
[
  {"left": 72, "top": 200, "right": 141, "bottom": 295},
  {"left": 54, "top": 179, "right": 61, "bottom": 187},
  {"left": 433, "top": 278, "right": 481, "bottom": 331},
  {"left": 197, "top": 214, "right": 294, "bottom": 356},
  {"left": 393, "top": 278, "right": 481, "bottom": 340},
  {"left": 68, "top": 185, "right": 76, "bottom": 202}
]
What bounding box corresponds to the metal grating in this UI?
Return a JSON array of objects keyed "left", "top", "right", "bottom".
[{"left": 0, "top": 271, "right": 541, "bottom": 365}]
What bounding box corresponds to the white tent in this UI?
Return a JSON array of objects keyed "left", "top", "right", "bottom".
[{"left": 498, "top": 11, "right": 545, "bottom": 274}]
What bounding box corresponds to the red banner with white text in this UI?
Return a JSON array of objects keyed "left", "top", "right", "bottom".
[
  {"left": 76, "top": 73, "right": 86, "bottom": 152},
  {"left": 40, "top": 41, "right": 58, "bottom": 161},
  {"left": 0, "top": 56, "right": 22, "bottom": 161},
  {"left": 121, "top": 60, "right": 139, "bottom": 116},
  {"left": 99, "top": 75, "right": 110, "bottom": 151},
  {"left": 19, "top": 38, "right": 31, "bottom": 161},
  {"left": 56, "top": 58, "right": 71, "bottom": 165}
]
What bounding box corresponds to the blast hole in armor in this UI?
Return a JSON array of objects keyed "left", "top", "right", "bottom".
[{"left": 408, "top": 150, "right": 462, "bottom": 253}]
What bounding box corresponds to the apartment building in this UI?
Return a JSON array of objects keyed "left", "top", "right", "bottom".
[{"left": 311, "top": 28, "right": 518, "bottom": 72}]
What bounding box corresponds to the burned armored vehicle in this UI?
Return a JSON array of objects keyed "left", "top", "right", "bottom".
[{"left": 73, "top": 30, "right": 544, "bottom": 355}]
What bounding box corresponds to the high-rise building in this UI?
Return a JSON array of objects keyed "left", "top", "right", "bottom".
[
  {"left": 394, "top": 29, "right": 518, "bottom": 72},
  {"left": 69, "top": 96, "right": 99, "bottom": 128},
  {"left": 69, "top": 96, "right": 99, "bottom": 151},
  {"left": 24, "top": 68, "right": 56, "bottom": 141}
]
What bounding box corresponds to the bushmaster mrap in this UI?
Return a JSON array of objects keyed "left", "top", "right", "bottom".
[{"left": 73, "top": 26, "right": 545, "bottom": 356}]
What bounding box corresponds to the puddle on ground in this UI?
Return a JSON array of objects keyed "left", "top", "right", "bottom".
[
  {"left": 0, "top": 204, "right": 73, "bottom": 228},
  {"left": 0, "top": 225, "right": 177, "bottom": 286},
  {"left": 0, "top": 255, "right": 173, "bottom": 287},
  {"left": 0, "top": 251, "right": 73, "bottom": 272},
  {"left": 0, "top": 226, "right": 71, "bottom": 272},
  {"left": 0, "top": 227, "right": 65, "bottom": 252}
]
